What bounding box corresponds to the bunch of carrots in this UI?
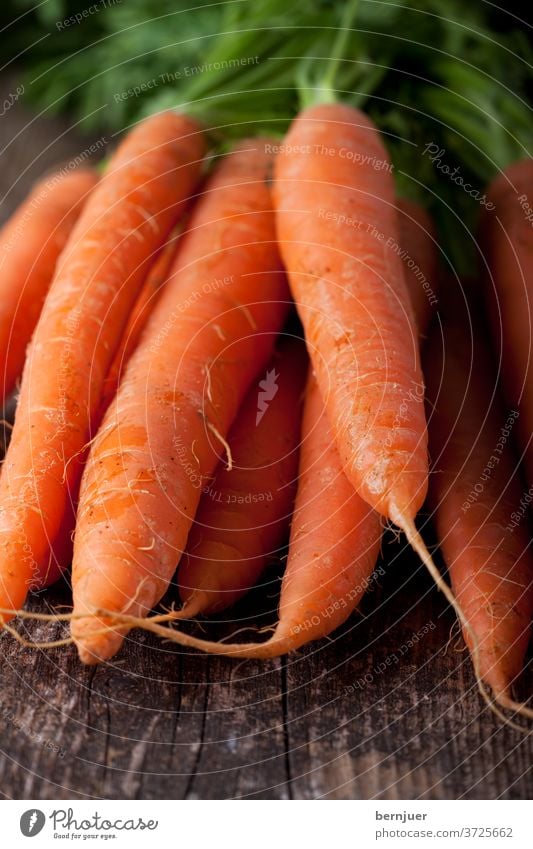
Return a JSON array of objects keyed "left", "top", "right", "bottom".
[{"left": 0, "top": 66, "right": 532, "bottom": 724}]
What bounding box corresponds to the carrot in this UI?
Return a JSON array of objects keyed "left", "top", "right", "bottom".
[
  {"left": 269, "top": 102, "right": 455, "bottom": 618},
  {"left": 93, "top": 199, "right": 438, "bottom": 656},
  {"left": 9, "top": 233, "right": 180, "bottom": 595},
  {"left": 99, "top": 228, "right": 181, "bottom": 415},
  {"left": 37, "top": 496, "right": 77, "bottom": 589},
  {"left": 177, "top": 336, "right": 307, "bottom": 617},
  {"left": 396, "top": 197, "right": 439, "bottom": 338},
  {"left": 3, "top": 226, "right": 179, "bottom": 595},
  {"left": 272, "top": 105, "right": 427, "bottom": 519},
  {"left": 35, "top": 221, "right": 183, "bottom": 591},
  {"left": 425, "top": 288, "right": 533, "bottom": 712},
  {"left": 94, "top": 371, "right": 382, "bottom": 658},
  {"left": 0, "top": 112, "right": 205, "bottom": 617},
  {"left": 0, "top": 168, "right": 98, "bottom": 403},
  {"left": 174, "top": 200, "right": 437, "bottom": 628},
  {"left": 480, "top": 159, "right": 533, "bottom": 485},
  {"left": 70, "top": 139, "right": 290, "bottom": 663}
]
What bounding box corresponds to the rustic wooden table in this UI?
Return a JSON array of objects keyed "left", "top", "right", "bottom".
[{"left": 0, "top": 74, "right": 531, "bottom": 801}]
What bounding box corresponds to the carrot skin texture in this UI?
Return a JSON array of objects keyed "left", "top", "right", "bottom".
[
  {"left": 0, "top": 169, "right": 98, "bottom": 402},
  {"left": 396, "top": 197, "right": 439, "bottom": 338},
  {"left": 178, "top": 337, "right": 307, "bottom": 615},
  {"left": 273, "top": 372, "right": 383, "bottom": 648},
  {"left": 71, "top": 139, "right": 290, "bottom": 663},
  {"left": 23, "top": 231, "right": 179, "bottom": 592},
  {"left": 99, "top": 229, "right": 180, "bottom": 415},
  {"left": 75, "top": 198, "right": 437, "bottom": 658},
  {"left": 274, "top": 104, "right": 428, "bottom": 521},
  {"left": 0, "top": 112, "right": 205, "bottom": 616},
  {"left": 271, "top": 200, "right": 438, "bottom": 649},
  {"left": 426, "top": 297, "right": 533, "bottom": 698},
  {"left": 480, "top": 159, "right": 533, "bottom": 485},
  {"left": 120, "top": 202, "right": 437, "bottom": 656},
  {"left": 37, "top": 495, "right": 76, "bottom": 589},
  {"left": 102, "top": 371, "right": 382, "bottom": 659}
]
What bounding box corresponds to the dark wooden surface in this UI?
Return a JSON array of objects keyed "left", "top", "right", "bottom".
[{"left": 0, "top": 73, "right": 532, "bottom": 801}]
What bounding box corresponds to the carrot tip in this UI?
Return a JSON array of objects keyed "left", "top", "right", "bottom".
[{"left": 72, "top": 617, "right": 128, "bottom": 664}]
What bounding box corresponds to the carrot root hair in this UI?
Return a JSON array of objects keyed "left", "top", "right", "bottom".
[
  {"left": 391, "top": 509, "right": 533, "bottom": 729},
  {"left": 2, "top": 586, "right": 533, "bottom": 726},
  {"left": 0, "top": 606, "right": 285, "bottom": 659}
]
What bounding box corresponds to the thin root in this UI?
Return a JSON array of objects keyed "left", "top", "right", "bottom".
[
  {"left": 391, "top": 508, "right": 533, "bottom": 730},
  {"left": 206, "top": 420, "right": 233, "bottom": 471}
]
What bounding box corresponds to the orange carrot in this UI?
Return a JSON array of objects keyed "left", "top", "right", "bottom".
[
  {"left": 273, "top": 104, "right": 428, "bottom": 529},
  {"left": 0, "top": 112, "right": 205, "bottom": 617},
  {"left": 426, "top": 288, "right": 533, "bottom": 709},
  {"left": 93, "top": 200, "right": 438, "bottom": 656},
  {"left": 178, "top": 336, "right": 307, "bottom": 617},
  {"left": 172, "top": 198, "right": 439, "bottom": 632},
  {"left": 37, "top": 496, "right": 76, "bottom": 589},
  {"left": 269, "top": 102, "right": 451, "bottom": 618},
  {"left": 0, "top": 168, "right": 98, "bottom": 402},
  {"left": 70, "top": 139, "right": 290, "bottom": 663},
  {"left": 480, "top": 159, "right": 533, "bottom": 485},
  {"left": 97, "top": 372, "right": 382, "bottom": 658},
  {"left": 99, "top": 228, "right": 181, "bottom": 415},
  {"left": 396, "top": 197, "right": 439, "bottom": 338},
  {"left": 36, "top": 226, "right": 182, "bottom": 590}
]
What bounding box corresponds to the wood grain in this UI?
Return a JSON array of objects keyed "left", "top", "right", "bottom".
[{"left": 0, "top": 73, "right": 531, "bottom": 801}]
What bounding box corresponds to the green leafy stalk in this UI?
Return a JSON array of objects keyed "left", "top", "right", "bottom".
[{"left": 5, "top": 0, "right": 531, "bottom": 276}]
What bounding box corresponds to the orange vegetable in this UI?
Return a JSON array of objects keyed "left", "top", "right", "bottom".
[
  {"left": 0, "top": 112, "right": 205, "bottom": 615},
  {"left": 70, "top": 139, "right": 290, "bottom": 663},
  {"left": 274, "top": 104, "right": 427, "bottom": 529},
  {"left": 99, "top": 371, "right": 382, "bottom": 658},
  {"left": 0, "top": 168, "right": 98, "bottom": 402},
  {"left": 396, "top": 197, "right": 439, "bottom": 338},
  {"left": 178, "top": 336, "right": 307, "bottom": 617},
  {"left": 101, "top": 200, "right": 438, "bottom": 657},
  {"left": 426, "top": 288, "right": 533, "bottom": 707},
  {"left": 99, "top": 229, "right": 181, "bottom": 415}
]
